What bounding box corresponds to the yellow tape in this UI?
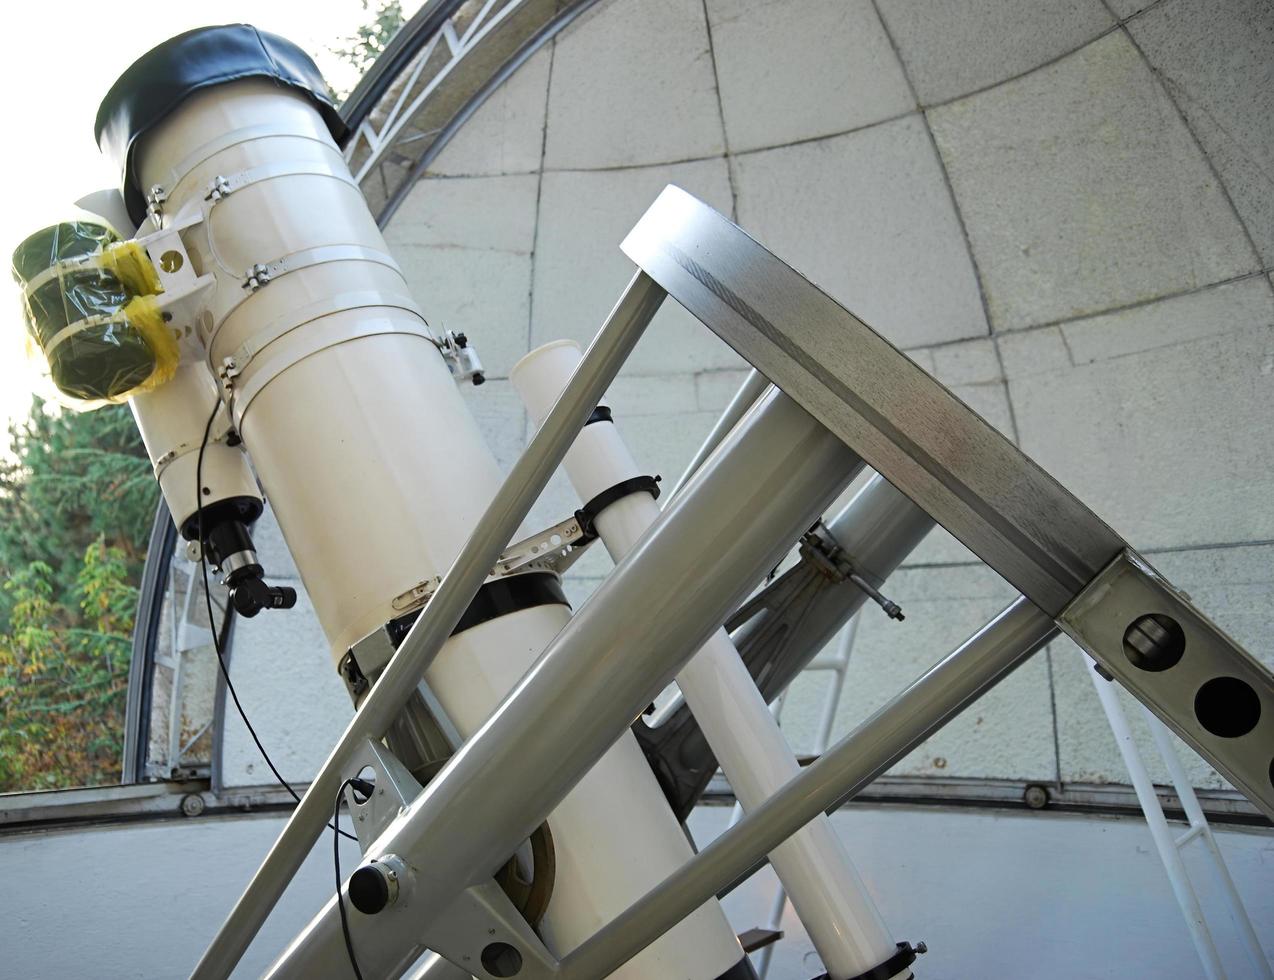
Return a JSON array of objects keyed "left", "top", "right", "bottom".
[
  {"left": 101, "top": 240, "right": 163, "bottom": 296},
  {"left": 115, "top": 295, "right": 179, "bottom": 399}
]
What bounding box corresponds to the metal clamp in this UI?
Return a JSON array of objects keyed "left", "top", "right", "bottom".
[
  {"left": 492, "top": 474, "right": 664, "bottom": 579},
  {"left": 146, "top": 184, "right": 168, "bottom": 221},
  {"left": 164, "top": 122, "right": 341, "bottom": 197},
  {"left": 390, "top": 575, "right": 444, "bottom": 614},
  {"left": 436, "top": 330, "right": 485, "bottom": 385},
  {"left": 800, "top": 521, "right": 904, "bottom": 621},
  {"left": 242, "top": 263, "right": 272, "bottom": 292},
  {"left": 388, "top": 474, "right": 665, "bottom": 614},
  {"left": 238, "top": 244, "right": 402, "bottom": 294},
  {"left": 493, "top": 514, "right": 594, "bottom": 579},
  {"left": 205, "top": 175, "right": 233, "bottom": 202},
  {"left": 814, "top": 940, "right": 926, "bottom": 980},
  {"left": 575, "top": 474, "right": 661, "bottom": 538},
  {"left": 205, "top": 159, "right": 361, "bottom": 207}
]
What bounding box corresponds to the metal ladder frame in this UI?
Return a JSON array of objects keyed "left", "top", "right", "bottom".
[{"left": 1088, "top": 655, "right": 1272, "bottom": 980}]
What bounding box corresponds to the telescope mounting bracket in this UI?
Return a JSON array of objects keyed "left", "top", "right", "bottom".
[{"left": 799, "top": 521, "right": 904, "bottom": 621}]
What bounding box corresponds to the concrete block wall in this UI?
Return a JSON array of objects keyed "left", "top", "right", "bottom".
[
  {"left": 3, "top": 807, "right": 1268, "bottom": 977},
  {"left": 218, "top": 0, "right": 1273, "bottom": 795}
]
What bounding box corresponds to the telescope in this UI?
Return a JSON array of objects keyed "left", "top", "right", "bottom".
[{"left": 17, "top": 22, "right": 1272, "bottom": 980}]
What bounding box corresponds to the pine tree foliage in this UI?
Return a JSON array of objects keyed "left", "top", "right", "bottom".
[
  {"left": 330, "top": 0, "right": 405, "bottom": 97},
  {"left": 0, "top": 400, "right": 156, "bottom": 791}
]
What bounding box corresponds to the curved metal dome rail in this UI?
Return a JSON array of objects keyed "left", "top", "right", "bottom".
[{"left": 340, "top": 0, "right": 608, "bottom": 225}]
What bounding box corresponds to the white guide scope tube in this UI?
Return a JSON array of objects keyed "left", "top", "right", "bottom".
[{"left": 512, "top": 341, "right": 908, "bottom": 980}]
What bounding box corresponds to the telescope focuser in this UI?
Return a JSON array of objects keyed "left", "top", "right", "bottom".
[{"left": 200, "top": 510, "right": 297, "bottom": 619}]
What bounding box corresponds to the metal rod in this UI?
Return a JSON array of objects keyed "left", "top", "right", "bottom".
[
  {"left": 264, "top": 389, "right": 864, "bottom": 979},
  {"left": 653, "top": 473, "right": 933, "bottom": 727},
  {"left": 756, "top": 615, "right": 860, "bottom": 979},
  {"left": 190, "top": 270, "right": 667, "bottom": 980},
  {"left": 670, "top": 368, "right": 770, "bottom": 496},
  {"left": 559, "top": 597, "right": 1058, "bottom": 980}
]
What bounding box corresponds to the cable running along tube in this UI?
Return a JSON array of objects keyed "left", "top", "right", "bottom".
[{"left": 194, "top": 399, "right": 358, "bottom": 842}]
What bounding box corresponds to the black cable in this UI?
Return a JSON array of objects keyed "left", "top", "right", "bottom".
[
  {"left": 195, "top": 399, "right": 358, "bottom": 842},
  {"left": 334, "top": 777, "right": 366, "bottom": 980}
]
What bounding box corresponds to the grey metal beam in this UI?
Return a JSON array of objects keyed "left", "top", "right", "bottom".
[
  {"left": 669, "top": 368, "right": 770, "bottom": 497},
  {"left": 621, "top": 185, "right": 1274, "bottom": 822},
  {"left": 621, "top": 185, "right": 1122, "bottom": 618}
]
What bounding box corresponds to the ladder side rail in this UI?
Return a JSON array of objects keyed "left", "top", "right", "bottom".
[
  {"left": 1087, "top": 657, "right": 1224, "bottom": 980},
  {"left": 1140, "top": 704, "right": 1274, "bottom": 979}
]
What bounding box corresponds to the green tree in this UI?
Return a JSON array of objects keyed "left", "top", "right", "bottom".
[
  {"left": 330, "top": 0, "right": 405, "bottom": 97},
  {"left": 0, "top": 400, "right": 155, "bottom": 791}
]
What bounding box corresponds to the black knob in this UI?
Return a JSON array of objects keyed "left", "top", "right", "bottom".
[
  {"left": 349, "top": 864, "right": 391, "bottom": 915},
  {"left": 230, "top": 579, "right": 298, "bottom": 618}
]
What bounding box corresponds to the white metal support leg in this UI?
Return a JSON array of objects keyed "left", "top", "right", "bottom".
[
  {"left": 1086, "top": 655, "right": 1273, "bottom": 980},
  {"left": 729, "top": 616, "right": 861, "bottom": 979}
]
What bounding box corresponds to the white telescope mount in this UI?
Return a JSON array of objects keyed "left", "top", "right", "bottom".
[{"left": 189, "top": 186, "right": 1274, "bottom": 980}]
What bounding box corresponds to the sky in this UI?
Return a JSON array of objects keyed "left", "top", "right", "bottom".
[{"left": 0, "top": 0, "right": 420, "bottom": 439}]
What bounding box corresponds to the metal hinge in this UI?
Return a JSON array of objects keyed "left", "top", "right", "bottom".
[
  {"left": 390, "top": 575, "right": 443, "bottom": 614},
  {"left": 800, "top": 521, "right": 904, "bottom": 621}
]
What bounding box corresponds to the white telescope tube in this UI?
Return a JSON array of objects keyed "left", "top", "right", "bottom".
[
  {"left": 127, "top": 72, "right": 746, "bottom": 979},
  {"left": 512, "top": 341, "right": 905, "bottom": 980},
  {"left": 130, "top": 362, "right": 261, "bottom": 535}
]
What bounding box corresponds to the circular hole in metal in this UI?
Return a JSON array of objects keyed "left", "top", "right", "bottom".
[
  {"left": 481, "top": 942, "right": 522, "bottom": 977},
  {"left": 352, "top": 766, "right": 376, "bottom": 804},
  {"left": 159, "top": 249, "right": 184, "bottom": 273},
  {"left": 1194, "top": 677, "right": 1261, "bottom": 739},
  {"left": 1122, "top": 614, "right": 1185, "bottom": 672}
]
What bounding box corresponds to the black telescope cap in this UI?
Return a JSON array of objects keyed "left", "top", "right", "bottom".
[{"left": 95, "top": 24, "right": 349, "bottom": 226}]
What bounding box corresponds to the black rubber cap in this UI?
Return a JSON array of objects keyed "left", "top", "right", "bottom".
[
  {"left": 348, "top": 865, "right": 390, "bottom": 915},
  {"left": 95, "top": 24, "right": 348, "bottom": 225}
]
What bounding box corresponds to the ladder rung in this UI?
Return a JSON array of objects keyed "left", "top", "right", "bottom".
[{"left": 1174, "top": 823, "right": 1206, "bottom": 849}]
